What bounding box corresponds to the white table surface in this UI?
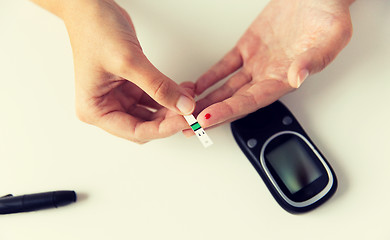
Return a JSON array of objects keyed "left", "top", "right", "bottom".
[{"left": 1, "top": 0, "right": 389, "bottom": 239}]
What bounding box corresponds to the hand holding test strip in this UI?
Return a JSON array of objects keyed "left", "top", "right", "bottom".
[{"left": 184, "top": 115, "right": 213, "bottom": 148}]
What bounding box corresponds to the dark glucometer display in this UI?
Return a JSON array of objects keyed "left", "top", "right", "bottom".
[
  {"left": 265, "top": 135, "right": 322, "bottom": 195},
  {"left": 231, "top": 100, "right": 337, "bottom": 213}
]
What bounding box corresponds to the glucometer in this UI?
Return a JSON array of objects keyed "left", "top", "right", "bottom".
[{"left": 231, "top": 101, "right": 337, "bottom": 213}]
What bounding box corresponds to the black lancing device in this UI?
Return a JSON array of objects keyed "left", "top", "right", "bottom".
[
  {"left": 0, "top": 191, "right": 77, "bottom": 214},
  {"left": 231, "top": 100, "right": 337, "bottom": 213}
]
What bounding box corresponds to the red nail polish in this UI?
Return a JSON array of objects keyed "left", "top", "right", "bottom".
[{"left": 205, "top": 113, "right": 211, "bottom": 119}]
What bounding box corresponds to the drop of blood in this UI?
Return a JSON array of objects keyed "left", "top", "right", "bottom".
[{"left": 205, "top": 113, "right": 211, "bottom": 119}]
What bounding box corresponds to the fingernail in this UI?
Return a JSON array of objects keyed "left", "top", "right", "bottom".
[
  {"left": 296, "top": 69, "right": 309, "bottom": 88},
  {"left": 176, "top": 95, "right": 195, "bottom": 115}
]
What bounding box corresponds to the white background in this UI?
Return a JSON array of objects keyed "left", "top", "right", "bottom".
[{"left": 0, "top": 0, "right": 389, "bottom": 239}]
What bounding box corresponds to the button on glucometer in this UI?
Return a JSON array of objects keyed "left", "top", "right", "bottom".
[
  {"left": 247, "top": 138, "right": 257, "bottom": 148},
  {"left": 282, "top": 116, "right": 293, "bottom": 125}
]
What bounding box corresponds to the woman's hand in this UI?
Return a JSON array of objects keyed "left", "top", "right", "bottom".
[
  {"left": 33, "top": 0, "right": 196, "bottom": 143},
  {"left": 192, "top": 0, "right": 354, "bottom": 130}
]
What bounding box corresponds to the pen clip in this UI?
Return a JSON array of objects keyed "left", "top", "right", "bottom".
[{"left": 1, "top": 194, "right": 13, "bottom": 198}]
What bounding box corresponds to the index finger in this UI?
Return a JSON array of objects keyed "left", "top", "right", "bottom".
[{"left": 196, "top": 79, "right": 292, "bottom": 128}]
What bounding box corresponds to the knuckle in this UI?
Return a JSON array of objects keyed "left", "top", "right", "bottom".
[
  {"left": 342, "top": 26, "right": 353, "bottom": 44},
  {"left": 321, "top": 54, "right": 332, "bottom": 70},
  {"left": 115, "top": 48, "right": 144, "bottom": 74},
  {"left": 116, "top": 52, "right": 137, "bottom": 73},
  {"left": 334, "top": 20, "right": 353, "bottom": 45},
  {"left": 135, "top": 139, "right": 148, "bottom": 145},
  {"left": 128, "top": 136, "right": 148, "bottom": 144}
]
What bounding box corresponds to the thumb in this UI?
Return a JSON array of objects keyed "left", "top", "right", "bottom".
[
  {"left": 117, "top": 53, "right": 195, "bottom": 115},
  {"left": 287, "top": 47, "right": 334, "bottom": 88}
]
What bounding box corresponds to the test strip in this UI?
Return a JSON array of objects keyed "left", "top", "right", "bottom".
[{"left": 184, "top": 115, "right": 213, "bottom": 148}]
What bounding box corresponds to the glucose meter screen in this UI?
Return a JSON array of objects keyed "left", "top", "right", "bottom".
[{"left": 265, "top": 136, "right": 322, "bottom": 194}]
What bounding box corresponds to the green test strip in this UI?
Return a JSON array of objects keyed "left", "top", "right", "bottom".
[{"left": 190, "top": 122, "right": 201, "bottom": 131}]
